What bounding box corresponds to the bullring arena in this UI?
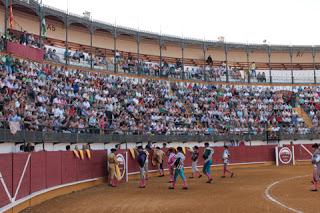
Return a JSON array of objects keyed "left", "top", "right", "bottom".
[
  {"left": 1, "top": 144, "right": 319, "bottom": 213},
  {"left": 1, "top": 0, "right": 320, "bottom": 213},
  {"left": 20, "top": 164, "right": 319, "bottom": 213}
]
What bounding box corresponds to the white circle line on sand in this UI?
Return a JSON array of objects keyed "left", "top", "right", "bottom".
[{"left": 264, "top": 175, "right": 309, "bottom": 213}]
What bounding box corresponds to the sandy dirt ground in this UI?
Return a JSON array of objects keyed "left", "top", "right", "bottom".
[{"left": 22, "top": 164, "right": 317, "bottom": 213}]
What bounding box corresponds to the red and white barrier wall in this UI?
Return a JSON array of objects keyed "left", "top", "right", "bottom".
[
  {"left": 0, "top": 144, "right": 314, "bottom": 211},
  {"left": 0, "top": 150, "right": 106, "bottom": 211}
]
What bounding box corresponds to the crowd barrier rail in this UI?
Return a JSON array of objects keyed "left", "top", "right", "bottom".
[{"left": 0, "top": 128, "right": 319, "bottom": 144}]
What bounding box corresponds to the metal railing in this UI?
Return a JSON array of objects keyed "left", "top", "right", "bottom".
[{"left": 0, "top": 128, "right": 319, "bottom": 144}]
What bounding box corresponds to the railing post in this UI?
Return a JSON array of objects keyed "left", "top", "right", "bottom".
[
  {"left": 113, "top": 26, "right": 117, "bottom": 73},
  {"left": 268, "top": 45, "right": 272, "bottom": 83},
  {"left": 41, "top": 131, "right": 44, "bottom": 151},
  {"left": 224, "top": 42, "right": 229, "bottom": 83},
  {"left": 76, "top": 131, "right": 79, "bottom": 144},
  {"left": 136, "top": 32, "right": 140, "bottom": 74},
  {"left": 181, "top": 40, "right": 185, "bottom": 79},
  {"left": 90, "top": 26, "right": 93, "bottom": 69},
  {"left": 290, "top": 46, "right": 294, "bottom": 84},
  {"left": 159, "top": 36, "right": 163, "bottom": 76},
  {"left": 4, "top": 0, "right": 8, "bottom": 49},
  {"left": 203, "top": 42, "right": 207, "bottom": 81},
  {"left": 39, "top": 2, "right": 43, "bottom": 48},
  {"left": 246, "top": 44, "right": 250, "bottom": 83},
  {"left": 312, "top": 46, "right": 316, "bottom": 84},
  {"left": 65, "top": 14, "right": 69, "bottom": 66}
]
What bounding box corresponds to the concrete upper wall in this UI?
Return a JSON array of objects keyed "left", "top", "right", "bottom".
[
  {"left": 163, "top": 42, "right": 181, "bottom": 58},
  {"left": 68, "top": 25, "right": 90, "bottom": 46},
  {"left": 47, "top": 18, "right": 66, "bottom": 42},
  {"left": 271, "top": 52, "right": 290, "bottom": 63},
  {"left": 140, "top": 39, "right": 160, "bottom": 56},
  {"left": 228, "top": 49, "right": 247, "bottom": 63},
  {"left": 1, "top": 5, "right": 320, "bottom": 63},
  {"left": 92, "top": 30, "right": 114, "bottom": 50},
  {"left": 249, "top": 50, "right": 269, "bottom": 63},
  {"left": 207, "top": 47, "right": 225, "bottom": 62},
  {"left": 117, "top": 35, "right": 137, "bottom": 53},
  {"left": 184, "top": 45, "right": 203, "bottom": 60}
]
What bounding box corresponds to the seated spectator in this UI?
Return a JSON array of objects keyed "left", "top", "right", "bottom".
[
  {"left": 162, "top": 59, "right": 169, "bottom": 69},
  {"left": 261, "top": 72, "right": 266, "bottom": 82},
  {"left": 79, "top": 50, "right": 85, "bottom": 60},
  {"left": 47, "top": 48, "right": 52, "bottom": 57},
  {"left": 206, "top": 55, "right": 213, "bottom": 66},
  {"left": 27, "top": 33, "right": 35, "bottom": 46},
  {"left": 128, "top": 57, "right": 135, "bottom": 70},
  {"left": 19, "top": 31, "right": 27, "bottom": 45},
  {"left": 73, "top": 50, "right": 81, "bottom": 62},
  {"left": 176, "top": 58, "right": 182, "bottom": 69},
  {"left": 100, "top": 57, "right": 108, "bottom": 66},
  {"left": 64, "top": 49, "right": 71, "bottom": 61},
  {"left": 115, "top": 51, "right": 121, "bottom": 59},
  {"left": 50, "top": 49, "right": 60, "bottom": 63},
  {"left": 86, "top": 53, "right": 94, "bottom": 66},
  {"left": 257, "top": 72, "right": 262, "bottom": 82}
]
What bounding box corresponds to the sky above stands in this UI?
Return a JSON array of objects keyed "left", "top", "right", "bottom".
[{"left": 42, "top": 0, "right": 319, "bottom": 45}]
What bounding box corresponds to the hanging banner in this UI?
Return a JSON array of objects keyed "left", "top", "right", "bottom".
[{"left": 6, "top": 42, "right": 44, "bottom": 62}]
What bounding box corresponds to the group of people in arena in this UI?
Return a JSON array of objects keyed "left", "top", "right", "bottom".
[
  {"left": 0, "top": 54, "right": 318, "bottom": 137},
  {"left": 107, "top": 142, "right": 320, "bottom": 192},
  {"left": 107, "top": 143, "right": 234, "bottom": 189}
]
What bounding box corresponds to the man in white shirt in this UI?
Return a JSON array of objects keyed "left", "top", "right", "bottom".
[
  {"left": 221, "top": 145, "right": 234, "bottom": 178},
  {"left": 53, "top": 105, "right": 64, "bottom": 118}
]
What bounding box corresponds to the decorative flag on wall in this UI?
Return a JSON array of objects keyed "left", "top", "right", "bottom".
[
  {"left": 41, "top": 17, "right": 46, "bottom": 37},
  {"left": 9, "top": 0, "right": 14, "bottom": 29}
]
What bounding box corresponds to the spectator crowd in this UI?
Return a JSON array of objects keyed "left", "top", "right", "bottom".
[
  {"left": 0, "top": 55, "right": 316, "bottom": 137},
  {"left": 43, "top": 44, "right": 265, "bottom": 84}
]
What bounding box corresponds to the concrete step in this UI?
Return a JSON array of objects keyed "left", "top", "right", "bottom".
[{"left": 294, "top": 106, "right": 313, "bottom": 128}]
